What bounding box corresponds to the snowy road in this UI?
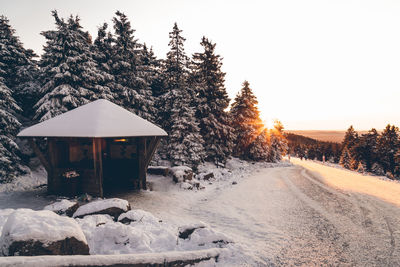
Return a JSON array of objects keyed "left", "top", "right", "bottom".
[{"left": 168, "top": 159, "right": 400, "bottom": 266}]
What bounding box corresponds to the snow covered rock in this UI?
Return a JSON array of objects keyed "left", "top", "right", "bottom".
[
  {"left": 170, "top": 166, "right": 193, "bottom": 183},
  {"left": 118, "top": 209, "right": 160, "bottom": 225},
  {"left": 178, "top": 223, "right": 206, "bottom": 239},
  {"left": 73, "top": 198, "right": 131, "bottom": 220},
  {"left": 0, "top": 209, "right": 89, "bottom": 256},
  {"left": 44, "top": 199, "right": 79, "bottom": 217},
  {"left": 178, "top": 223, "right": 232, "bottom": 250}
]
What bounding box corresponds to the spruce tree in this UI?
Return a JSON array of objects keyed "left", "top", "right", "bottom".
[
  {"left": 248, "top": 129, "right": 269, "bottom": 161},
  {"left": 191, "top": 36, "right": 234, "bottom": 165},
  {"left": 339, "top": 146, "right": 353, "bottom": 169},
  {"left": 376, "top": 124, "right": 399, "bottom": 174},
  {"left": 229, "top": 81, "right": 264, "bottom": 159},
  {"left": 268, "top": 120, "right": 288, "bottom": 162},
  {"left": 0, "top": 75, "right": 25, "bottom": 181},
  {"left": 92, "top": 23, "right": 115, "bottom": 102},
  {"left": 35, "top": 11, "right": 112, "bottom": 121},
  {"left": 0, "top": 15, "right": 39, "bottom": 118},
  {"left": 342, "top": 125, "right": 358, "bottom": 149},
  {"left": 160, "top": 23, "right": 205, "bottom": 167},
  {"left": 111, "top": 11, "right": 155, "bottom": 122},
  {"left": 355, "top": 128, "right": 379, "bottom": 170}
]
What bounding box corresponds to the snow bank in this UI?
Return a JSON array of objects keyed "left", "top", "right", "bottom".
[
  {"left": 0, "top": 209, "right": 87, "bottom": 255},
  {"left": 0, "top": 167, "right": 46, "bottom": 193},
  {"left": 76, "top": 215, "right": 177, "bottom": 254},
  {"left": 73, "top": 198, "right": 130, "bottom": 218}
]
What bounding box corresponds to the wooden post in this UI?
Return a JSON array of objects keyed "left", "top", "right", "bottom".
[
  {"left": 144, "top": 137, "right": 161, "bottom": 169},
  {"left": 47, "top": 138, "right": 58, "bottom": 194},
  {"left": 137, "top": 137, "right": 146, "bottom": 190},
  {"left": 92, "top": 138, "right": 103, "bottom": 197}
]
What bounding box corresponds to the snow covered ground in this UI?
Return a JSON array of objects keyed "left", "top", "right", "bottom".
[{"left": 1, "top": 157, "right": 400, "bottom": 265}]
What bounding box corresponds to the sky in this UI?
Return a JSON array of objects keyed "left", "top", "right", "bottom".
[{"left": 2, "top": 0, "right": 400, "bottom": 130}]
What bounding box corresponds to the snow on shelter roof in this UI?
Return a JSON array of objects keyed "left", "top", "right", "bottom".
[{"left": 18, "top": 99, "right": 167, "bottom": 138}]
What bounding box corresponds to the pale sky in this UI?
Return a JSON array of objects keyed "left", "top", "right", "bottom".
[{"left": 2, "top": 0, "right": 400, "bottom": 130}]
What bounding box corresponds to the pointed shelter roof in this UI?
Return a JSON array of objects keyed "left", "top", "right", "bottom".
[{"left": 18, "top": 99, "right": 167, "bottom": 138}]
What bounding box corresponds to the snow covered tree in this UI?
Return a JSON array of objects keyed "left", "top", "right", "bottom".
[
  {"left": 166, "top": 89, "right": 205, "bottom": 168},
  {"left": 111, "top": 11, "right": 155, "bottom": 122},
  {"left": 342, "top": 125, "right": 358, "bottom": 149},
  {"left": 354, "top": 128, "right": 379, "bottom": 171},
  {"left": 158, "top": 23, "right": 205, "bottom": 167},
  {"left": 92, "top": 22, "right": 116, "bottom": 102},
  {"left": 191, "top": 36, "right": 234, "bottom": 165},
  {"left": 0, "top": 75, "right": 26, "bottom": 182},
  {"left": 376, "top": 124, "right": 399, "bottom": 174},
  {"left": 268, "top": 120, "right": 288, "bottom": 162},
  {"left": 0, "top": 15, "right": 40, "bottom": 118},
  {"left": 248, "top": 129, "right": 269, "bottom": 161},
  {"left": 339, "top": 146, "right": 354, "bottom": 169},
  {"left": 229, "top": 81, "right": 264, "bottom": 160},
  {"left": 35, "top": 11, "right": 113, "bottom": 121}
]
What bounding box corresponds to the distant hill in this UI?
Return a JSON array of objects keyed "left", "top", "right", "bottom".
[
  {"left": 286, "top": 130, "right": 374, "bottom": 143},
  {"left": 286, "top": 130, "right": 346, "bottom": 143}
]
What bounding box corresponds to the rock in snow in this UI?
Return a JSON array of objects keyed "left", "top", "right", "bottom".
[
  {"left": 147, "top": 166, "right": 170, "bottom": 176},
  {"left": 73, "top": 198, "right": 131, "bottom": 220},
  {"left": 170, "top": 166, "right": 193, "bottom": 183},
  {"left": 44, "top": 199, "right": 79, "bottom": 217},
  {"left": 0, "top": 209, "right": 89, "bottom": 256},
  {"left": 118, "top": 209, "right": 160, "bottom": 225}
]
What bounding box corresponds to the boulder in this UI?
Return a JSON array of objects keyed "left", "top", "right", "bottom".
[
  {"left": 178, "top": 223, "right": 206, "bottom": 239},
  {"left": 147, "top": 166, "right": 170, "bottom": 176},
  {"left": 73, "top": 198, "right": 131, "bottom": 220},
  {"left": 118, "top": 209, "right": 160, "bottom": 225},
  {"left": 44, "top": 199, "right": 79, "bottom": 217},
  {"left": 170, "top": 166, "right": 193, "bottom": 183},
  {"left": 0, "top": 209, "right": 89, "bottom": 256}
]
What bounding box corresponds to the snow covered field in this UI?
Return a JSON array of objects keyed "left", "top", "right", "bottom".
[{"left": 1, "top": 158, "right": 400, "bottom": 266}]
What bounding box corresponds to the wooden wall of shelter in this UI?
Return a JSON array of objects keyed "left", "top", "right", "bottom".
[{"left": 29, "top": 136, "right": 161, "bottom": 197}]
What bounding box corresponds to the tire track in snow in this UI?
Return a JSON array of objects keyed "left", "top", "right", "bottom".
[{"left": 291, "top": 162, "right": 400, "bottom": 266}]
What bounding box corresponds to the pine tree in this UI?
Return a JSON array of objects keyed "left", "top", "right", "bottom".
[
  {"left": 111, "top": 11, "right": 155, "bottom": 122},
  {"left": 268, "top": 120, "right": 288, "bottom": 162},
  {"left": 0, "top": 15, "right": 39, "bottom": 118},
  {"left": 35, "top": 11, "right": 113, "bottom": 121},
  {"left": 0, "top": 75, "right": 26, "bottom": 181},
  {"left": 92, "top": 22, "right": 116, "bottom": 102},
  {"left": 376, "top": 124, "right": 399, "bottom": 174},
  {"left": 191, "top": 36, "right": 233, "bottom": 165},
  {"left": 248, "top": 129, "right": 269, "bottom": 161},
  {"left": 342, "top": 125, "right": 358, "bottom": 149},
  {"left": 229, "top": 81, "right": 264, "bottom": 159},
  {"left": 159, "top": 23, "right": 205, "bottom": 167},
  {"left": 355, "top": 128, "right": 379, "bottom": 171},
  {"left": 339, "top": 146, "right": 353, "bottom": 169}
]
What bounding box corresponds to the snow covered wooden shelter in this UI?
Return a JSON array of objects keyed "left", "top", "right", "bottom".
[{"left": 18, "top": 99, "right": 167, "bottom": 197}]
